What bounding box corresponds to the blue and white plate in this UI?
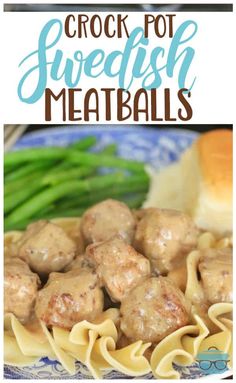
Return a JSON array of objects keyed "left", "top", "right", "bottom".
[{"left": 4, "top": 126, "right": 231, "bottom": 380}]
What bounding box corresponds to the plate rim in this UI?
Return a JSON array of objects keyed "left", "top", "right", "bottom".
[{"left": 15, "top": 125, "right": 199, "bottom": 143}]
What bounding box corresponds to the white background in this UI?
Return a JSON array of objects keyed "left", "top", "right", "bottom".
[{"left": 1, "top": 11, "right": 234, "bottom": 124}]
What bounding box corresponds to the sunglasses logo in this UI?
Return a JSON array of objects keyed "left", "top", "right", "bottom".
[{"left": 196, "top": 347, "right": 229, "bottom": 375}]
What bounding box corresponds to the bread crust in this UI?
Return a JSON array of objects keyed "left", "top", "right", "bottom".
[
  {"left": 181, "top": 129, "right": 232, "bottom": 235},
  {"left": 196, "top": 129, "right": 232, "bottom": 203}
]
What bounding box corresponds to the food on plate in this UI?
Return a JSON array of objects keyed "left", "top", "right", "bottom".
[
  {"left": 120, "top": 276, "right": 190, "bottom": 343},
  {"left": 4, "top": 257, "right": 40, "bottom": 323},
  {"left": 181, "top": 129, "right": 232, "bottom": 235},
  {"left": 4, "top": 200, "right": 233, "bottom": 378},
  {"left": 17, "top": 220, "right": 77, "bottom": 275},
  {"left": 145, "top": 129, "right": 232, "bottom": 236},
  {"left": 81, "top": 199, "right": 136, "bottom": 244},
  {"left": 64, "top": 254, "right": 94, "bottom": 273},
  {"left": 143, "top": 163, "right": 183, "bottom": 210},
  {"left": 198, "top": 247, "right": 232, "bottom": 304},
  {"left": 86, "top": 236, "right": 150, "bottom": 301},
  {"left": 4, "top": 136, "right": 149, "bottom": 231},
  {"left": 167, "top": 264, "right": 187, "bottom": 292},
  {"left": 35, "top": 269, "right": 104, "bottom": 329},
  {"left": 4, "top": 130, "right": 233, "bottom": 379},
  {"left": 133, "top": 208, "right": 198, "bottom": 274},
  {"left": 150, "top": 302, "right": 232, "bottom": 379},
  {"left": 5, "top": 172, "right": 147, "bottom": 231}
]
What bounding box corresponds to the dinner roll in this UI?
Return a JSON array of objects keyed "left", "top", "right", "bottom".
[{"left": 181, "top": 129, "right": 232, "bottom": 236}]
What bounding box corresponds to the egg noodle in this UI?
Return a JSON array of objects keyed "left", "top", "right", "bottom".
[{"left": 4, "top": 219, "right": 233, "bottom": 379}]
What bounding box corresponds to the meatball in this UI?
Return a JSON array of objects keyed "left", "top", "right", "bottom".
[
  {"left": 64, "top": 254, "right": 95, "bottom": 273},
  {"left": 52, "top": 217, "right": 85, "bottom": 255},
  {"left": 86, "top": 236, "right": 151, "bottom": 302},
  {"left": 198, "top": 247, "right": 232, "bottom": 304},
  {"left": 81, "top": 199, "right": 136, "bottom": 244},
  {"left": 4, "top": 257, "right": 40, "bottom": 323},
  {"left": 134, "top": 208, "right": 198, "bottom": 274},
  {"left": 17, "top": 220, "right": 77, "bottom": 275},
  {"left": 132, "top": 207, "right": 155, "bottom": 222},
  {"left": 35, "top": 270, "right": 104, "bottom": 329},
  {"left": 120, "top": 276, "right": 190, "bottom": 343}
]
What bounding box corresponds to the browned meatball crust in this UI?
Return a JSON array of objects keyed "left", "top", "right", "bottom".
[
  {"left": 35, "top": 270, "right": 104, "bottom": 329},
  {"left": 198, "top": 247, "right": 232, "bottom": 304},
  {"left": 64, "top": 254, "right": 95, "bottom": 273},
  {"left": 81, "top": 199, "right": 136, "bottom": 244},
  {"left": 17, "top": 220, "right": 77, "bottom": 275},
  {"left": 4, "top": 257, "right": 40, "bottom": 323},
  {"left": 120, "top": 276, "right": 190, "bottom": 343},
  {"left": 86, "top": 236, "right": 151, "bottom": 302},
  {"left": 134, "top": 208, "right": 198, "bottom": 274}
]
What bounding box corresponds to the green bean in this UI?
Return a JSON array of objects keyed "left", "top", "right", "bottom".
[
  {"left": 40, "top": 137, "right": 99, "bottom": 175},
  {"left": 42, "top": 167, "right": 94, "bottom": 186},
  {"left": 42, "top": 143, "right": 117, "bottom": 185},
  {"left": 43, "top": 144, "right": 118, "bottom": 185},
  {"left": 39, "top": 208, "right": 86, "bottom": 220},
  {"left": 42, "top": 160, "right": 74, "bottom": 179},
  {"left": 5, "top": 172, "right": 127, "bottom": 226},
  {"left": 99, "top": 143, "right": 117, "bottom": 155},
  {"left": 4, "top": 215, "right": 55, "bottom": 232},
  {"left": 39, "top": 193, "right": 145, "bottom": 219},
  {"left": 4, "top": 191, "right": 146, "bottom": 232},
  {"left": 5, "top": 220, "right": 29, "bottom": 232},
  {"left": 4, "top": 181, "right": 44, "bottom": 214},
  {"left": 70, "top": 136, "right": 97, "bottom": 150},
  {"left": 5, "top": 204, "right": 56, "bottom": 231},
  {"left": 4, "top": 166, "right": 13, "bottom": 175},
  {"left": 4, "top": 163, "right": 23, "bottom": 176},
  {"left": 57, "top": 172, "right": 149, "bottom": 210},
  {"left": 79, "top": 181, "right": 148, "bottom": 205},
  {"left": 124, "top": 193, "right": 147, "bottom": 208},
  {"left": 68, "top": 151, "right": 145, "bottom": 172},
  {"left": 57, "top": 193, "right": 145, "bottom": 217},
  {"left": 4, "top": 160, "right": 56, "bottom": 182},
  {"left": 4, "top": 136, "right": 98, "bottom": 168},
  {"left": 35, "top": 204, "right": 56, "bottom": 218},
  {"left": 4, "top": 147, "right": 69, "bottom": 167},
  {"left": 4, "top": 209, "right": 85, "bottom": 232},
  {"left": 4, "top": 170, "right": 45, "bottom": 195}
]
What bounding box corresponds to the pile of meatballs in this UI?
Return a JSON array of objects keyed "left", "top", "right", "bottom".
[{"left": 4, "top": 199, "right": 233, "bottom": 346}]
